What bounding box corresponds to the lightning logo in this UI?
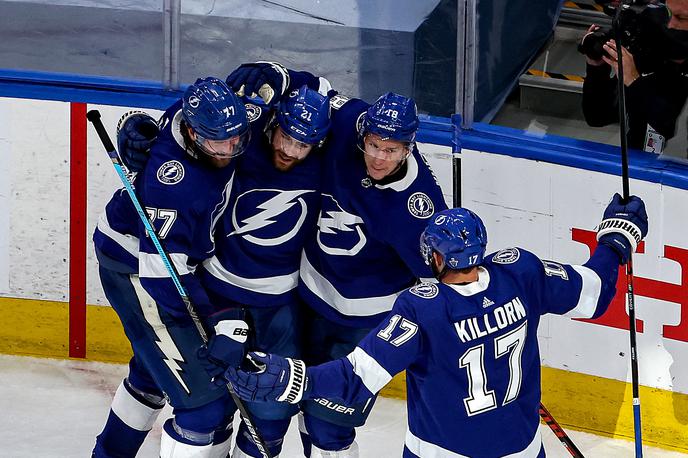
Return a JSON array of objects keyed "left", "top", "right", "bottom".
[
  {"left": 229, "top": 189, "right": 313, "bottom": 246},
  {"left": 317, "top": 194, "right": 367, "bottom": 256},
  {"left": 131, "top": 277, "right": 191, "bottom": 394}
]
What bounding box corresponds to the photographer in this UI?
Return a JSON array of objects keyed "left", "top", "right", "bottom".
[{"left": 581, "top": 0, "right": 688, "bottom": 153}]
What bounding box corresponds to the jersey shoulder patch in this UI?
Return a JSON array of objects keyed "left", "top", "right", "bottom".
[
  {"left": 408, "top": 282, "right": 439, "bottom": 299},
  {"left": 491, "top": 247, "right": 521, "bottom": 264},
  {"left": 157, "top": 160, "right": 185, "bottom": 185},
  {"left": 244, "top": 103, "right": 263, "bottom": 123},
  {"left": 407, "top": 192, "right": 435, "bottom": 219}
]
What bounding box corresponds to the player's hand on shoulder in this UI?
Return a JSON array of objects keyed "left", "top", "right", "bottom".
[
  {"left": 224, "top": 352, "right": 309, "bottom": 404},
  {"left": 226, "top": 61, "right": 290, "bottom": 106},
  {"left": 597, "top": 193, "right": 648, "bottom": 264},
  {"left": 197, "top": 308, "right": 249, "bottom": 382},
  {"left": 117, "top": 111, "right": 159, "bottom": 173}
]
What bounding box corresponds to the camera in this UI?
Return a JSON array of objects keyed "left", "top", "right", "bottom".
[{"left": 578, "top": 1, "right": 671, "bottom": 73}]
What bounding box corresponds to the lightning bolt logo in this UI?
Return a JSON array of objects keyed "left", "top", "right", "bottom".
[
  {"left": 131, "top": 277, "right": 191, "bottom": 394},
  {"left": 317, "top": 194, "right": 367, "bottom": 256},
  {"left": 229, "top": 189, "right": 313, "bottom": 247}
]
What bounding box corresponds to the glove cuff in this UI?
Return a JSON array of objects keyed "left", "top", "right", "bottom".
[
  {"left": 596, "top": 218, "right": 642, "bottom": 251},
  {"left": 117, "top": 110, "right": 152, "bottom": 135},
  {"left": 213, "top": 320, "right": 249, "bottom": 344},
  {"left": 276, "top": 358, "right": 307, "bottom": 404}
]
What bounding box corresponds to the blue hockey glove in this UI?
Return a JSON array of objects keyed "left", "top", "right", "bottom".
[
  {"left": 224, "top": 352, "right": 309, "bottom": 404},
  {"left": 597, "top": 193, "right": 648, "bottom": 264},
  {"left": 226, "top": 61, "right": 290, "bottom": 106},
  {"left": 116, "top": 111, "right": 159, "bottom": 173},
  {"left": 198, "top": 308, "right": 249, "bottom": 382}
]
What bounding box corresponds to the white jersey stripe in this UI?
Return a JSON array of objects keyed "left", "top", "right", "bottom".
[
  {"left": 405, "top": 427, "right": 542, "bottom": 458},
  {"left": 299, "top": 251, "right": 400, "bottom": 316},
  {"left": 139, "top": 252, "right": 191, "bottom": 278},
  {"left": 346, "top": 347, "right": 393, "bottom": 394},
  {"left": 97, "top": 211, "right": 139, "bottom": 257},
  {"left": 203, "top": 255, "right": 299, "bottom": 295},
  {"left": 566, "top": 265, "right": 602, "bottom": 319}
]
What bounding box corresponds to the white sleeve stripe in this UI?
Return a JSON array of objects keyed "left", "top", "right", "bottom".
[
  {"left": 97, "top": 211, "right": 139, "bottom": 257},
  {"left": 405, "top": 424, "right": 542, "bottom": 457},
  {"left": 139, "top": 252, "right": 191, "bottom": 278},
  {"left": 346, "top": 347, "right": 392, "bottom": 395},
  {"left": 566, "top": 265, "right": 602, "bottom": 319}
]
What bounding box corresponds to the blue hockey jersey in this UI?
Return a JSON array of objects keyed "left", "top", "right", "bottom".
[
  {"left": 200, "top": 111, "right": 322, "bottom": 309},
  {"left": 306, "top": 245, "right": 620, "bottom": 457},
  {"left": 298, "top": 94, "right": 448, "bottom": 328},
  {"left": 93, "top": 100, "right": 238, "bottom": 318}
]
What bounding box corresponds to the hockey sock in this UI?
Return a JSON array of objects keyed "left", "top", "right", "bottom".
[
  {"left": 92, "top": 379, "right": 164, "bottom": 457},
  {"left": 234, "top": 417, "right": 290, "bottom": 457}
]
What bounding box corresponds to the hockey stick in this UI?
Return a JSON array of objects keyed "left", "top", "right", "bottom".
[
  {"left": 612, "top": 4, "right": 643, "bottom": 457},
  {"left": 86, "top": 110, "right": 273, "bottom": 458},
  {"left": 539, "top": 403, "right": 584, "bottom": 458}
]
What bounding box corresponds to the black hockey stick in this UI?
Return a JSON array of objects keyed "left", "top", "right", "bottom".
[
  {"left": 539, "top": 403, "right": 585, "bottom": 458},
  {"left": 86, "top": 110, "right": 273, "bottom": 458},
  {"left": 612, "top": 4, "right": 643, "bottom": 457}
]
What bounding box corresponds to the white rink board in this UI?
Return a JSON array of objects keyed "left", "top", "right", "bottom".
[
  {"left": 461, "top": 148, "right": 688, "bottom": 394},
  {"left": 0, "top": 98, "right": 163, "bottom": 305},
  {"left": 0, "top": 101, "right": 10, "bottom": 292}
]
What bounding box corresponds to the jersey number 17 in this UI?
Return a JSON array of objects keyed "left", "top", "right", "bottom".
[{"left": 459, "top": 321, "right": 527, "bottom": 416}]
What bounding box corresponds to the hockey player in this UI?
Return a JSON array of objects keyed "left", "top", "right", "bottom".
[
  {"left": 199, "top": 85, "right": 331, "bottom": 458},
  {"left": 222, "top": 195, "right": 648, "bottom": 457},
  {"left": 114, "top": 79, "right": 332, "bottom": 457},
  {"left": 225, "top": 63, "right": 448, "bottom": 457},
  {"left": 92, "top": 77, "right": 253, "bottom": 457}
]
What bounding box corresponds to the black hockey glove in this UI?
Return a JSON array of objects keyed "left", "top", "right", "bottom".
[
  {"left": 226, "top": 61, "right": 290, "bottom": 106},
  {"left": 116, "top": 111, "right": 159, "bottom": 173},
  {"left": 597, "top": 193, "right": 648, "bottom": 264},
  {"left": 197, "top": 308, "right": 249, "bottom": 383}
]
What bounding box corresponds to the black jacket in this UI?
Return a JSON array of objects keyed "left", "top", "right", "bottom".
[{"left": 582, "top": 60, "right": 688, "bottom": 150}]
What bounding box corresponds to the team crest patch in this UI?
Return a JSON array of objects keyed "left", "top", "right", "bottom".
[
  {"left": 157, "top": 160, "right": 185, "bottom": 185},
  {"left": 409, "top": 282, "right": 439, "bottom": 299},
  {"left": 492, "top": 248, "right": 520, "bottom": 264},
  {"left": 407, "top": 193, "right": 434, "bottom": 219},
  {"left": 245, "top": 103, "right": 262, "bottom": 122}
]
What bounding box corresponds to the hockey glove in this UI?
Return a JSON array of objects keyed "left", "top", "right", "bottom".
[
  {"left": 224, "top": 352, "right": 310, "bottom": 404},
  {"left": 116, "top": 111, "right": 159, "bottom": 173},
  {"left": 597, "top": 193, "right": 648, "bottom": 264},
  {"left": 198, "top": 308, "right": 249, "bottom": 382},
  {"left": 226, "top": 62, "right": 290, "bottom": 106}
]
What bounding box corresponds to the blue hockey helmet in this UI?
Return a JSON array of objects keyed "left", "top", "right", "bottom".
[
  {"left": 182, "top": 77, "right": 250, "bottom": 158},
  {"left": 276, "top": 85, "right": 331, "bottom": 146},
  {"left": 420, "top": 208, "right": 488, "bottom": 271},
  {"left": 360, "top": 92, "right": 419, "bottom": 144}
]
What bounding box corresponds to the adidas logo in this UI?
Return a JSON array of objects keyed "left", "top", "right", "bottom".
[{"left": 482, "top": 297, "right": 495, "bottom": 308}]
